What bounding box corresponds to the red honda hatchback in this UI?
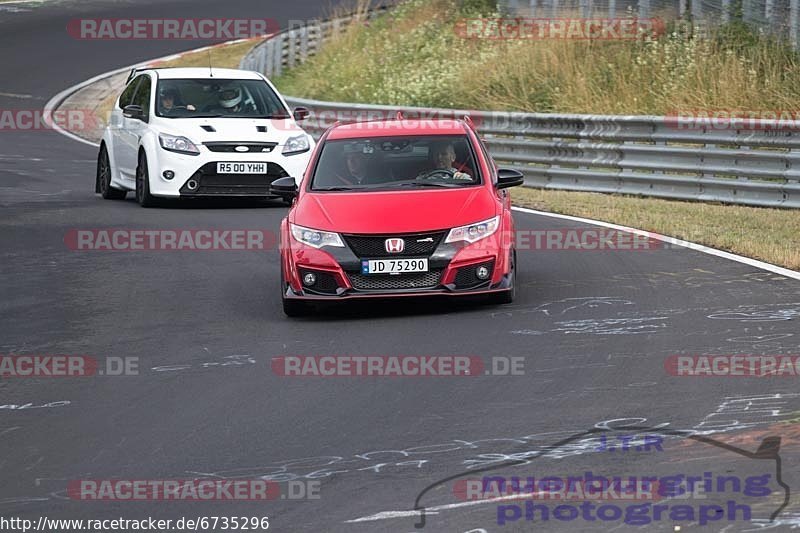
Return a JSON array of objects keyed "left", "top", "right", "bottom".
[{"left": 270, "top": 117, "right": 524, "bottom": 316}]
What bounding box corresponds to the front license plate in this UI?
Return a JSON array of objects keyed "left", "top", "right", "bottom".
[
  {"left": 362, "top": 258, "right": 429, "bottom": 274},
  {"left": 217, "top": 162, "right": 268, "bottom": 174}
]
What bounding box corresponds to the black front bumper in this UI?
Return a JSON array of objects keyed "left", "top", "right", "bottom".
[{"left": 179, "top": 162, "right": 289, "bottom": 197}]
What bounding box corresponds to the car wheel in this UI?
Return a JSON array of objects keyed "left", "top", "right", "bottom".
[
  {"left": 493, "top": 250, "right": 516, "bottom": 305},
  {"left": 97, "top": 145, "right": 126, "bottom": 199},
  {"left": 135, "top": 152, "right": 156, "bottom": 207}
]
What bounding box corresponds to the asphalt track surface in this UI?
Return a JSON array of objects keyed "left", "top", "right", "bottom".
[{"left": 1, "top": 1, "right": 800, "bottom": 532}]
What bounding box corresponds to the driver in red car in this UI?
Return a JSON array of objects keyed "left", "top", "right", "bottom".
[
  {"left": 418, "top": 141, "right": 473, "bottom": 181},
  {"left": 336, "top": 150, "right": 371, "bottom": 186}
]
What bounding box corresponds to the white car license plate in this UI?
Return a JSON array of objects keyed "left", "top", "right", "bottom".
[
  {"left": 362, "top": 258, "right": 429, "bottom": 275},
  {"left": 217, "top": 162, "right": 268, "bottom": 174}
]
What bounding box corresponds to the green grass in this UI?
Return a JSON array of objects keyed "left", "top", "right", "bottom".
[
  {"left": 511, "top": 187, "right": 800, "bottom": 270},
  {"left": 274, "top": 0, "right": 800, "bottom": 115}
]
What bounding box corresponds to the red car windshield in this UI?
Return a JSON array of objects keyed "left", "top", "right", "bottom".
[{"left": 310, "top": 135, "right": 481, "bottom": 191}]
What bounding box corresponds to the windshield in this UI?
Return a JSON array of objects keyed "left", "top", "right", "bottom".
[
  {"left": 310, "top": 135, "right": 481, "bottom": 191},
  {"left": 154, "top": 78, "right": 289, "bottom": 119}
]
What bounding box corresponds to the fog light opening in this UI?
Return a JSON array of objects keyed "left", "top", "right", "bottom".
[
  {"left": 303, "top": 272, "right": 317, "bottom": 286},
  {"left": 476, "top": 266, "right": 490, "bottom": 280},
  {"left": 186, "top": 179, "right": 199, "bottom": 191}
]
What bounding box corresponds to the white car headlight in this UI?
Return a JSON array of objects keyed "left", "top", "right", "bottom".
[
  {"left": 282, "top": 134, "right": 310, "bottom": 156},
  {"left": 445, "top": 216, "right": 500, "bottom": 244},
  {"left": 159, "top": 133, "right": 200, "bottom": 155},
  {"left": 290, "top": 223, "right": 344, "bottom": 249}
]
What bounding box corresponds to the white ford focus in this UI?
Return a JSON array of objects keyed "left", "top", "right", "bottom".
[{"left": 96, "top": 67, "right": 314, "bottom": 206}]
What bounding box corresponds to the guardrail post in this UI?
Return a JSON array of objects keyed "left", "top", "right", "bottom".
[
  {"left": 691, "top": 0, "right": 703, "bottom": 23},
  {"left": 638, "top": 0, "right": 650, "bottom": 21},
  {"left": 721, "top": 0, "right": 730, "bottom": 23},
  {"left": 273, "top": 33, "right": 283, "bottom": 77},
  {"left": 580, "top": 0, "right": 590, "bottom": 18},
  {"left": 257, "top": 42, "right": 267, "bottom": 76},
  {"left": 609, "top": 0, "right": 616, "bottom": 19},
  {"left": 287, "top": 30, "right": 296, "bottom": 69},
  {"left": 300, "top": 28, "right": 309, "bottom": 63},
  {"left": 765, "top": 0, "right": 775, "bottom": 31},
  {"left": 792, "top": 0, "right": 799, "bottom": 48},
  {"left": 551, "top": 0, "right": 559, "bottom": 19},
  {"left": 529, "top": 0, "right": 538, "bottom": 17}
]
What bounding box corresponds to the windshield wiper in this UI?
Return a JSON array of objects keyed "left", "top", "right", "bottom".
[
  {"left": 397, "top": 180, "right": 460, "bottom": 188},
  {"left": 191, "top": 114, "right": 224, "bottom": 118},
  {"left": 314, "top": 186, "right": 359, "bottom": 191}
]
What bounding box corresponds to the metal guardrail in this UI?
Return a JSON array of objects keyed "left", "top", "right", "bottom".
[
  {"left": 242, "top": 10, "right": 800, "bottom": 209},
  {"left": 499, "top": 0, "right": 800, "bottom": 48},
  {"left": 240, "top": 7, "right": 389, "bottom": 77}
]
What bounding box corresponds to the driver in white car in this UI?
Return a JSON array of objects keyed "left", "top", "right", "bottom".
[
  {"left": 418, "top": 141, "right": 473, "bottom": 181},
  {"left": 159, "top": 87, "right": 195, "bottom": 115}
]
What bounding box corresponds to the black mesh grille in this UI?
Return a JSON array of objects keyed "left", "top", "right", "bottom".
[
  {"left": 348, "top": 269, "right": 443, "bottom": 291},
  {"left": 203, "top": 142, "right": 277, "bottom": 153},
  {"left": 343, "top": 231, "right": 447, "bottom": 258},
  {"left": 299, "top": 268, "right": 340, "bottom": 295},
  {"left": 453, "top": 260, "right": 494, "bottom": 289}
]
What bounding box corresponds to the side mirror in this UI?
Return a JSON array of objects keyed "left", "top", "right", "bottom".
[
  {"left": 292, "top": 107, "right": 310, "bottom": 121},
  {"left": 496, "top": 168, "right": 524, "bottom": 189},
  {"left": 270, "top": 176, "right": 299, "bottom": 198},
  {"left": 123, "top": 104, "right": 145, "bottom": 121}
]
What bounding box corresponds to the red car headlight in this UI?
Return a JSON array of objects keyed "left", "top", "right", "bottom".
[
  {"left": 290, "top": 223, "right": 345, "bottom": 249},
  {"left": 445, "top": 216, "right": 500, "bottom": 244}
]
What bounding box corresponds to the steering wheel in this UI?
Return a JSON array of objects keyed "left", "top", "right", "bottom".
[{"left": 417, "top": 168, "right": 456, "bottom": 181}]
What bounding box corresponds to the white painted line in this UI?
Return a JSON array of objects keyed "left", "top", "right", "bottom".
[
  {"left": 0, "top": 91, "right": 35, "bottom": 99},
  {"left": 511, "top": 206, "right": 800, "bottom": 281},
  {"left": 346, "top": 491, "right": 552, "bottom": 523}
]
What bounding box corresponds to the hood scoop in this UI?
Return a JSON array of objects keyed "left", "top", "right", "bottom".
[
  {"left": 256, "top": 125, "right": 268, "bottom": 133},
  {"left": 200, "top": 125, "right": 216, "bottom": 132}
]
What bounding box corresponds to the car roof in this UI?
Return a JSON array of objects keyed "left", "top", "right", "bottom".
[
  {"left": 144, "top": 67, "right": 264, "bottom": 80},
  {"left": 326, "top": 119, "right": 469, "bottom": 140}
]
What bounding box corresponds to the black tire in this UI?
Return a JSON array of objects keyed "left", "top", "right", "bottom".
[
  {"left": 135, "top": 152, "right": 156, "bottom": 207},
  {"left": 493, "top": 250, "right": 516, "bottom": 305},
  {"left": 96, "top": 145, "right": 126, "bottom": 199}
]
